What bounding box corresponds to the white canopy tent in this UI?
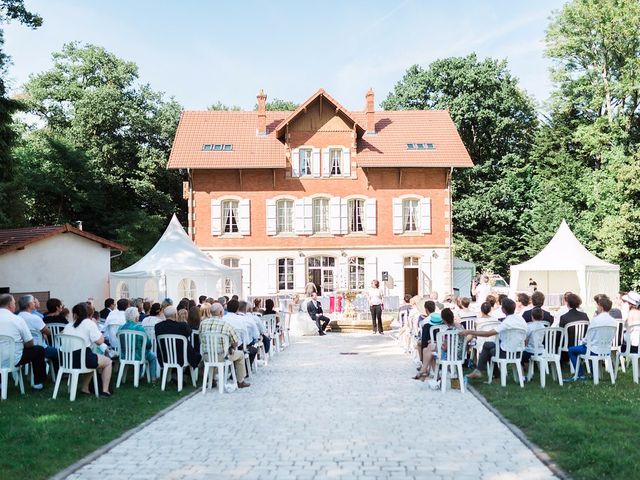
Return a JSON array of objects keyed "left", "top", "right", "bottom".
[
  {"left": 110, "top": 215, "right": 242, "bottom": 302},
  {"left": 453, "top": 257, "right": 476, "bottom": 298},
  {"left": 509, "top": 220, "right": 619, "bottom": 306}
]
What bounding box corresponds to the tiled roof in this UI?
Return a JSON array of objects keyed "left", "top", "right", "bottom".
[
  {"left": 168, "top": 111, "right": 288, "bottom": 169},
  {"left": 0, "top": 224, "right": 127, "bottom": 256},
  {"left": 353, "top": 110, "right": 473, "bottom": 168},
  {"left": 168, "top": 90, "right": 473, "bottom": 169}
]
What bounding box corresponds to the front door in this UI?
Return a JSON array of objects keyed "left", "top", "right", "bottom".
[
  {"left": 404, "top": 267, "right": 418, "bottom": 297},
  {"left": 307, "top": 256, "right": 335, "bottom": 296}
]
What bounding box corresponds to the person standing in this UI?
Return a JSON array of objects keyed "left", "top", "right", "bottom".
[
  {"left": 473, "top": 275, "right": 491, "bottom": 304},
  {"left": 367, "top": 280, "right": 384, "bottom": 335}
]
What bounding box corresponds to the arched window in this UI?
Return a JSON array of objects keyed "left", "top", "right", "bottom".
[
  {"left": 143, "top": 279, "right": 159, "bottom": 302},
  {"left": 348, "top": 257, "right": 365, "bottom": 290},
  {"left": 116, "top": 281, "right": 130, "bottom": 300},
  {"left": 178, "top": 278, "right": 197, "bottom": 300},
  {"left": 221, "top": 258, "right": 239, "bottom": 295}
]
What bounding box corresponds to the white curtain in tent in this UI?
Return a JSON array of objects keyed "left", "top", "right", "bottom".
[
  {"left": 110, "top": 215, "right": 242, "bottom": 301},
  {"left": 509, "top": 220, "right": 619, "bottom": 306}
]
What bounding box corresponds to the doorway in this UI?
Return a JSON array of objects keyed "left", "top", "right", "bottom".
[
  {"left": 307, "top": 256, "right": 335, "bottom": 296},
  {"left": 404, "top": 256, "right": 420, "bottom": 297}
]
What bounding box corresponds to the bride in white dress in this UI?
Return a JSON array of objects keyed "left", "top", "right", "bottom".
[{"left": 288, "top": 294, "right": 318, "bottom": 336}]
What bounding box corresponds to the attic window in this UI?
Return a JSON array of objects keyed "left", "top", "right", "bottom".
[
  {"left": 407, "top": 143, "right": 435, "bottom": 150},
  {"left": 202, "top": 143, "right": 233, "bottom": 151}
]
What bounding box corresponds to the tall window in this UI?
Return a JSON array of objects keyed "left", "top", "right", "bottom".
[
  {"left": 312, "top": 197, "right": 329, "bottom": 233},
  {"left": 222, "top": 200, "right": 239, "bottom": 233},
  {"left": 221, "top": 257, "right": 239, "bottom": 295},
  {"left": 300, "top": 149, "right": 312, "bottom": 176},
  {"left": 348, "top": 199, "right": 364, "bottom": 233},
  {"left": 278, "top": 258, "right": 294, "bottom": 291},
  {"left": 402, "top": 199, "right": 419, "bottom": 232},
  {"left": 330, "top": 149, "right": 342, "bottom": 175},
  {"left": 276, "top": 199, "right": 294, "bottom": 234},
  {"left": 348, "top": 257, "right": 365, "bottom": 290}
]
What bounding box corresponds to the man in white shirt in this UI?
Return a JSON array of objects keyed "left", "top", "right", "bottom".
[
  {"left": 0, "top": 294, "right": 47, "bottom": 389},
  {"left": 565, "top": 294, "right": 618, "bottom": 381},
  {"left": 225, "top": 299, "right": 257, "bottom": 365},
  {"left": 17, "top": 295, "right": 59, "bottom": 366},
  {"left": 104, "top": 298, "right": 128, "bottom": 344},
  {"left": 473, "top": 275, "right": 491, "bottom": 305},
  {"left": 459, "top": 297, "right": 527, "bottom": 380}
]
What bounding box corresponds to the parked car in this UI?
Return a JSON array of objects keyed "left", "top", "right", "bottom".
[{"left": 490, "top": 275, "right": 509, "bottom": 296}]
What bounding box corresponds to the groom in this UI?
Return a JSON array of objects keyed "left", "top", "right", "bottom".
[{"left": 307, "top": 292, "right": 330, "bottom": 336}]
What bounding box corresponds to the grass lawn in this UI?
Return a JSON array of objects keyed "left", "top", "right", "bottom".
[
  {"left": 0, "top": 377, "right": 196, "bottom": 479},
  {"left": 474, "top": 366, "right": 640, "bottom": 480}
]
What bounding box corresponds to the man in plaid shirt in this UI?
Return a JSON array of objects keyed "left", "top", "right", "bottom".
[{"left": 200, "top": 303, "right": 249, "bottom": 388}]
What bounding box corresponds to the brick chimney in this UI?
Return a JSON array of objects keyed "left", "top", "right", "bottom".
[
  {"left": 257, "top": 89, "right": 267, "bottom": 136},
  {"left": 365, "top": 88, "right": 375, "bottom": 134}
]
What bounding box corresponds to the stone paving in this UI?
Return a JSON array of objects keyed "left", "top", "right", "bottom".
[{"left": 66, "top": 333, "right": 557, "bottom": 480}]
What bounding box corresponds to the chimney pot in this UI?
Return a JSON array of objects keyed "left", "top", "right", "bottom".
[
  {"left": 365, "top": 88, "right": 375, "bottom": 134},
  {"left": 257, "top": 89, "right": 267, "bottom": 136}
]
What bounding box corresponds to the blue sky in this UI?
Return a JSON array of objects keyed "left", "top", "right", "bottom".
[{"left": 5, "top": 0, "right": 566, "bottom": 111}]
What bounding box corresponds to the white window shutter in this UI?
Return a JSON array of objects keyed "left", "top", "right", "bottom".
[
  {"left": 365, "top": 257, "right": 378, "bottom": 285},
  {"left": 267, "top": 259, "right": 277, "bottom": 294},
  {"left": 238, "top": 199, "right": 250, "bottom": 235},
  {"left": 392, "top": 198, "right": 403, "bottom": 234},
  {"left": 312, "top": 148, "right": 321, "bottom": 177},
  {"left": 329, "top": 197, "right": 342, "bottom": 234},
  {"left": 291, "top": 149, "right": 300, "bottom": 177},
  {"left": 365, "top": 198, "right": 376, "bottom": 234},
  {"left": 340, "top": 198, "right": 348, "bottom": 234},
  {"left": 342, "top": 148, "right": 351, "bottom": 177},
  {"left": 211, "top": 199, "right": 222, "bottom": 236},
  {"left": 239, "top": 257, "right": 251, "bottom": 297},
  {"left": 266, "top": 199, "right": 277, "bottom": 235},
  {"left": 420, "top": 197, "right": 432, "bottom": 234},
  {"left": 294, "top": 198, "right": 305, "bottom": 234},
  {"left": 322, "top": 148, "right": 331, "bottom": 177},
  {"left": 303, "top": 197, "right": 314, "bottom": 234},
  {"left": 294, "top": 257, "right": 306, "bottom": 292}
]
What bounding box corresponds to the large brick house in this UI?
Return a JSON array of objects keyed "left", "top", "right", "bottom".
[{"left": 168, "top": 88, "right": 472, "bottom": 301}]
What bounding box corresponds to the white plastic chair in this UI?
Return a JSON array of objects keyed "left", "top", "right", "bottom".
[
  {"left": 116, "top": 330, "right": 149, "bottom": 388},
  {"left": 47, "top": 323, "right": 67, "bottom": 349},
  {"left": 144, "top": 325, "right": 160, "bottom": 374},
  {"left": 0, "top": 335, "right": 25, "bottom": 400},
  {"left": 106, "top": 324, "right": 121, "bottom": 356},
  {"left": 526, "top": 327, "right": 565, "bottom": 388},
  {"left": 563, "top": 320, "right": 589, "bottom": 374},
  {"left": 281, "top": 311, "right": 291, "bottom": 347},
  {"left": 201, "top": 332, "right": 237, "bottom": 394},
  {"left": 263, "top": 314, "right": 280, "bottom": 354},
  {"left": 472, "top": 320, "right": 500, "bottom": 364},
  {"left": 616, "top": 324, "right": 640, "bottom": 383},
  {"left": 156, "top": 334, "right": 197, "bottom": 392},
  {"left": 434, "top": 329, "right": 468, "bottom": 394},
  {"left": 610, "top": 321, "right": 626, "bottom": 373},
  {"left": 189, "top": 329, "right": 200, "bottom": 380},
  {"left": 52, "top": 334, "right": 99, "bottom": 401},
  {"left": 574, "top": 325, "right": 617, "bottom": 385},
  {"left": 488, "top": 327, "right": 527, "bottom": 387},
  {"left": 29, "top": 328, "right": 56, "bottom": 384}
]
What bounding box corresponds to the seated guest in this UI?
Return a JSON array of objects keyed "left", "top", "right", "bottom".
[
  {"left": 140, "top": 300, "right": 150, "bottom": 322},
  {"left": 104, "top": 298, "right": 129, "bottom": 344},
  {"left": 476, "top": 302, "right": 494, "bottom": 328},
  {"left": 177, "top": 308, "right": 189, "bottom": 323},
  {"left": 414, "top": 307, "right": 456, "bottom": 380},
  {"left": 521, "top": 307, "right": 547, "bottom": 366},
  {"left": 565, "top": 295, "right": 617, "bottom": 381},
  {"left": 176, "top": 299, "right": 189, "bottom": 311},
  {"left": 245, "top": 301, "right": 271, "bottom": 355},
  {"left": 558, "top": 293, "right": 590, "bottom": 352},
  {"left": 459, "top": 297, "right": 527, "bottom": 380},
  {"left": 253, "top": 298, "right": 265, "bottom": 315},
  {"left": 307, "top": 292, "right": 330, "bottom": 335},
  {"left": 100, "top": 298, "right": 115, "bottom": 320},
  {"left": 17, "top": 295, "right": 59, "bottom": 366},
  {"left": 515, "top": 293, "right": 531, "bottom": 314},
  {"left": 0, "top": 294, "right": 47, "bottom": 390},
  {"left": 622, "top": 291, "right": 640, "bottom": 353},
  {"left": 198, "top": 295, "right": 207, "bottom": 308},
  {"left": 218, "top": 296, "right": 228, "bottom": 314},
  {"left": 63, "top": 302, "right": 113, "bottom": 396},
  {"left": 142, "top": 303, "right": 163, "bottom": 327},
  {"left": 43, "top": 298, "right": 67, "bottom": 324},
  {"left": 187, "top": 306, "right": 201, "bottom": 331},
  {"left": 455, "top": 297, "right": 476, "bottom": 324},
  {"left": 200, "top": 302, "right": 249, "bottom": 388},
  {"left": 263, "top": 298, "right": 284, "bottom": 347},
  {"left": 490, "top": 294, "right": 508, "bottom": 320},
  {"left": 155, "top": 306, "right": 201, "bottom": 369},
  {"left": 224, "top": 299, "right": 257, "bottom": 365},
  {"left": 238, "top": 300, "right": 264, "bottom": 355},
  {"left": 118, "top": 307, "right": 158, "bottom": 382},
  {"left": 554, "top": 291, "right": 573, "bottom": 324},
  {"left": 429, "top": 291, "right": 444, "bottom": 311},
  {"left": 31, "top": 298, "right": 44, "bottom": 319},
  {"left": 522, "top": 291, "right": 553, "bottom": 324},
  {"left": 398, "top": 294, "right": 412, "bottom": 328}
]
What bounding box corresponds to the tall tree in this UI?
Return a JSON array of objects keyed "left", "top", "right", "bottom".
[
  {"left": 383, "top": 55, "right": 538, "bottom": 274},
  {"left": 0, "top": 1, "right": 42, "bottom": 226},
  {"left": 20, "top": 42, "right": 183, "bottom": 268}
]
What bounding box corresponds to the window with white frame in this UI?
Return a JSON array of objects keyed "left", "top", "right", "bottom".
[
  {"left": 276, "top": 199, "right": 294, "bottom": 234},
  {"left": 222, "top": 200, "right": 239, "bottom": 234},
  {"left": 221, "top": 257, "right": 239, "bottom": 294},
  {"left": 312, "top": 197, "right": 330, "bottom": 233},
  {"left": 348, "top": 257, "right": 365, "bottom": 290},
  {"left": 277, "top": 258, "right": 294, "bottom": 291},
  {"left": 402, "top": 198, "right": 419, "bottom": 232},
  {"left": 330, "top": 149, "right": 342, "bottom": 175},
  {"left": 348, "top": 198, "right": 365, "bottom": 233},
  {"left": 299, "top": 148, "right": 312, "bottom": 176},
  {"left": 404, "top": 256, "right": 420, "bottom": 267}
]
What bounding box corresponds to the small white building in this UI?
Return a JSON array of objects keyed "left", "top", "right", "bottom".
[{"left": 0, "top": 224, "right": 126, "bottom": 308}]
